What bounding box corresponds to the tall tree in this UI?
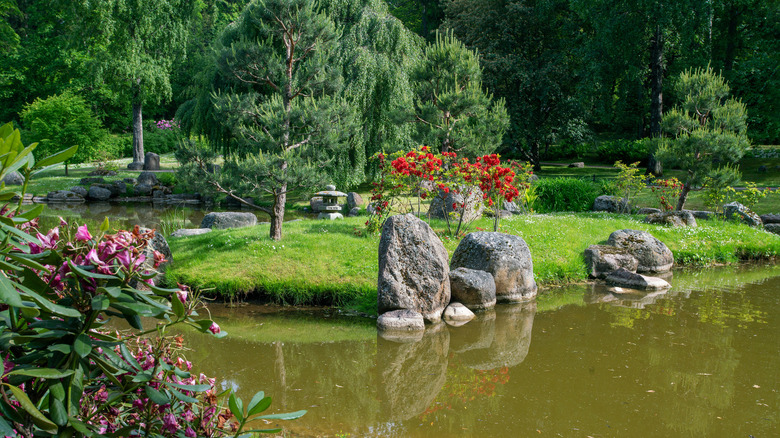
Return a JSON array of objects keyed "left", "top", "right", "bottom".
[
  {"left": 384, "top": 0, "right": 444, "bottom": 40},
  {"left": 408, "top": 31, "right": 508, "bottom": 157},
  {"left": 177, "top": 0, "right": 358, "bottom": 241},
  {"left": 658, "top": 66, "right": 749, "bottom": 210},
  {"left": 77, "top": 0, "right": 194, "bottom": 168},
  {"left": 443, "top": 0, "right": 581, "bottom": 170}
]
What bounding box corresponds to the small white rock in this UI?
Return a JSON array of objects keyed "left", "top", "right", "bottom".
[{"left": 443, "top": 302, "right": 475, "bottom": 325}]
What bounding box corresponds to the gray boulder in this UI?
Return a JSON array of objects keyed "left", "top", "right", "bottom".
[
  {"left": 80, "top": 177, "right": 104, "bottom": 185},
  {"left": 449, "top": 267, "right": 497, "bottom": 310},
  {"left": 689, "top": 210, "right": 715, "bottom": 220},
  {"left": 644, "top": 210, "right": 697, "bottom": 227},
  {"left": 764, "top": 224, "right": 780, "bottom": 235},
  {"left": 113, "top": 181, "right": 127, "bottom": 196},
  {"left": 760, "top": 213, "right": 780, "bottom": 224},
  {"left": 347, "top": 207, "right": 360, "bottom": 217},
  {"left": 584, "top": 244, "right": 639, "bottom": 279},
  {"left": 200, "top": 212, "right": 258, "bottom": 230},
  {"left": 637, "top": 207, "right": 662, "bottom": 215},
  {"left": 503, "top": 200, "right": 522, "bottom": 214},
  {"left": 568, "top": 162, "right": 585, "bottom": 168},
  {"left": 143, "top": 152, "right": 160, "bottom": 171},
  {"left": 318, "top": 212, "right": 343, "bottom": 220},
  {"left": 2, "top": 171, "right": 23, "bottom": 185},
  {"left": 127, "top": 161, "right": 144, "bottom": 170},
  {"left": 87, "top": 185, "right": 112, "bottom": 201},
  {"left": 310, "top": 196, "right": 324, "bottom": 212},
  {"left": 593, "top": 195, "right": 629, "bottom": 213},
  {"left": 605, "top": 268, "right": 671, "bottom": 291},
  {"left": 134, "top": 184, "right": 153, "bottom": 195},
  {"left": 137, "top": 171, "right": 159, "bottom": 187},
  {"left": 139, "top": 227, "right": 172, "bottom": 271},
  {"left": 443, "top": 302, "right": 475, "bottom": 326},
  {"left": 723, "top": 201, "right": 762, "bottom": 227},
  {"left": 123, "top": 177, "right": 138, "bottom": 185},
  {"left": 377, "top": 214, "right": 451, "bottom": 323},
  {"left": 47, "top": 190, "right": 85, "bottom": 203},
  {"left": 69, "top": 186, "right": 88, "bottom": 197},
  {"left": 450, "top": 232, "right": 537, "bottom": 302},
  {"left": 428, "top": 187, "right": 484, "bottom": 223},
  {"left": 377, "top": 309, "right": 425, "bottom": 332},
  {"left": 171, "top": 228, "right": 212, "bottom": 238},
  {"left": 347, "top": 192, "right": 364, "bottom": 210},
  {"left": 607, "top": 229, "right": 673, "bottom": 273}
]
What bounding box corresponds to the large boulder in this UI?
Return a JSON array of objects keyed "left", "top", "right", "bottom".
[
  {"left": 377, "top": 214, "right": 451, "bottom": 323},
  {"left": 137, "top": 171, "right": 159, "bottom": 187},
  {"left": 449, "top": 267, "right": 497, "bottom": 310},
  {"left": 309, "top": 196, "right": 324, "bottom": 212},
  {"left": 80, "top": 177, "right": 104, "bottom": 185},
  {"left": 637, "top": 207, "right": 662, "bottom": 215},
  {"left": 428, "top": 187, "right": 484, "bottom": 223},
  {"left": 143, "top": 152, "right": 160, "bottom": 171},
  {"left": 764, "top": 224, "right": 780, "bottom": 236},
  {"left": 605, "top": 268, "right": 671, "bottom": 291},
  {"left": 2, "top": 171, "right": 23, "bottom": 186},
  {"left": 47, "top": 190, "right": 85, "bottom": 203},
  {"left": 347, "top": 192, "right": 364, "bottom": 210},
  {"left": 760, "top": 213, "right": 780, "bottom": 224},
  {"left": 644, "top": 210, "right": 697, "bottom": 227},
  {"left": 69, "top": 186, "right": 88, "bottom": 198},
  {"left": 200, "top": 212, "right": 258, "bottom": 230},
  {"left": 450, "top": 232, "right": 537, "bottom": 302},
  {"left": 133, "top": 184, "right": 153, "bottom": 196},
  {"left": 689, "top": 210, "right": 715, "bottom": 220},
  {"left": 607, "top": 229, "right": 673, "bottom": 273},
  {"left": 584, "top": 244, "right": 639, "bottom": 279},
  {"left": 87, "top": 185, "right": 112, "bottom": 201},
  {"left": 127, "top": 161, "right": 144, "bottom": 170},
  {"left": 139, "top": 227, "right": 172, "bottom": 271},
  {"left": 723, "top": 201, "right": 762, "bottom": 227},
  {"left": 593, "top": 195, "right": 629, "bottom": 213}
]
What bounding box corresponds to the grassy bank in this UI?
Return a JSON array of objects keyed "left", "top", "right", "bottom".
[{"left": 166, "top": 214, "right": 780, "bottom": 313}]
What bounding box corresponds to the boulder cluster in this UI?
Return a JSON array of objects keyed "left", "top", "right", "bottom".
[
  {"left": 45, "top": 171, "right": 196, "bottom": 204},
  {"left": 376, "top": 214, "right": 536, "bottom": 334},
  {"left": 584, "top": 229, "right": 673, "bottom": 290}
]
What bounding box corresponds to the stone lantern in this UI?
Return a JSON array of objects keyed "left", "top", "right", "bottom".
[{"left": 313, "top": 184, "right": 347, "bottom": 220}]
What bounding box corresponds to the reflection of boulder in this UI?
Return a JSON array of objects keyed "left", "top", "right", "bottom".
[
  {"left": 449, "top": 310, "right": 496, "bottom": 353},
  {"left": 376, "top": 325, "right": 449, "bottom": 421},
  {"left": 455, "top": 302, "right": 536, "bottom": 370},
  {"left": 88, "top": 202, "right": 113, "bottom": 215},
  {"left": 584, "top": 283, "right": 670, "bottom": 309}
]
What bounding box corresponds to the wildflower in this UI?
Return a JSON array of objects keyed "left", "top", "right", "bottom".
[
  {"left": 162, "top": 413, "right": 179, "bottom": 434},
  {"left": 208, "top": 322, "right": 221, "bottom": 334},
  {"left": 75, "top": 224, "right": 92, "bottom": 242}
]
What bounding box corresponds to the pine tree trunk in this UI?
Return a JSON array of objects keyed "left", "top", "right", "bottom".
[
  {"left": 676, "top": 179, "right": 692, "bottom": 211},
  {"left": 270, "top": 165, "right": 287, "bottom": 241},
  {"left": 724, "top": 4, "right": 739, "bottom": 72},
  {"left": 531, "top": 141, "right": 541, "bottom": 172},
  {"left": 132, "top": 101, "right": 144, "bottom": 164}
]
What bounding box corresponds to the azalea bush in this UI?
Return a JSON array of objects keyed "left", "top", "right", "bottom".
[
  {"left": 367, "top": 146, "right": 529, "bottom": 235},
  {"left": 0, "top": 123, "right": 304, "bottom": 437},
  {"left": 650, "top": 178, "right": 683, "bottom": 211}
]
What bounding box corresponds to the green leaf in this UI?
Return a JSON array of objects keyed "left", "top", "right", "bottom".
[
  {"left": 91, "top": 295, "right": 110, "bottom": 312},
  {"left": 35, "top": 145, "right": 78, "bottom": 169},
  {"left": 49, "top": 381, "right": 66, "bottom": 401},
  {"left": 228, "top": 392, "right": 245, "bottom": 422},
  {"left": 68, "top": 416, "right": 93, "bottom": 436},
  {"left": 6, "top": 383, "right": 58, "bottom": 434},
  {"left": 50, "top": 396, "right": 68, "bottom": 426},
  {"left": 100, "top": 216, "right": 109, "bottom": 233},
  {"left": 167, "top": 387, "right": 198, "bottom": 404},
  {"left": 0, "top": 272, "right": 24, "bottom": 307},
  {"left": 74, "top": 334, "right": 92, "bottom": 358},
  {"left": 144, "top": 386, "right": 170, "bottom": 405},
  {"left": 68, "top": 261, "right": 116, "bottom": 280},
  {"left": 18, "top": 285, "right": 82, "bottom": 318},
  {"left": 246, "top": 391, "right": 267, "bottom": 416},
  {"left": 257, "top": 410, "right": 307, "bottom": 420},
  {"left": 7, "top": 368, "right": 74, "bottom": 379},
  {"left": 98, "top": 286, "right": 121, "bottom": 298},
  {"left": 0, "top": 415, "right": 14, "bottom": 435},
  {"left": 164, "top": 381, "right": 211, "bottom": 392},
  {"left": 171, "top": 294, "right": 185, "bottom": 319},
  {"left": 16, "top": 204, "right": 44, "bottom": 221}
]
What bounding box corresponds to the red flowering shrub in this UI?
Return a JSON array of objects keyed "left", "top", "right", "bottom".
[{"left": 650, "top": 178, "right": 683, "bottom": 211}]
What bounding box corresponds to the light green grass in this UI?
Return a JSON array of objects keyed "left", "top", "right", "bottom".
[{"left": 166, "top": 214, "right": 780, "bottom": 313}]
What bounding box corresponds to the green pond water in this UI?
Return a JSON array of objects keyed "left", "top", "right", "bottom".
[{"left": 176, "top": 264, "right": 780, "bottom": 438}]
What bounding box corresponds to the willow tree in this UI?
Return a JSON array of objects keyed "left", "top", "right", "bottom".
[
  {"left": 658, "top": 66, "right": 749, "bottom": 210},
  {"left": 77, "top": 0, "right": 194, "bottom": 169},
  {"left": 177, "top": 0, "right": 358, "bottom": 240},
  {"left": 409, "top": 32, "right": 508, "bottom": 157}
]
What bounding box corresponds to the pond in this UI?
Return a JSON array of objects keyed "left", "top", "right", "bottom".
[{"left": 175, "top": 264, "right": 780, "bottom": 437}]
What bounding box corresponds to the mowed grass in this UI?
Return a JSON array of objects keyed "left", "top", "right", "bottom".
[{"left": 166, "top": 214, "right": 780, "bottom": 313}]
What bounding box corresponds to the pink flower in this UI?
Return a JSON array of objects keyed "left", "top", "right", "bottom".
[
  {"left": 86, "top": 249, "right": 102, "bottom": 266},
  {"left": 75, "top": 224, "right": 92, "bottom": 242},
  {"left": 162, "top": 413, "right": 179, "bottom": 433},
  {"left": 208, "top": 322, "right": 221, "bottom": 334},
  {"left": 176, "top": 289, "right": 188, "bottom": 303},
  {"left": 185, "top": 427, "right": 196, "bottom": 438},
  {"left": 59, "top": 217, "right": 68, "bottom": 228}
]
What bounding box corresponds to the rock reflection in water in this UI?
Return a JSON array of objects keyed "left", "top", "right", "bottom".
[
  {"left": 452, "top": 302, "right": 536, "bottom": 370},
  {"left": 376, "top": 323, "right": 449, "bottom": 422}
]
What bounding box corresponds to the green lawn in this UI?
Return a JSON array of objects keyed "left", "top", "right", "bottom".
[{"left": 166, "top": 214, "right": 780, "bottom": 314}]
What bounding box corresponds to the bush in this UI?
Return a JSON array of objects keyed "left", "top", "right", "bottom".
[
  {"left": 157, "top": 172, "right": 178, "bottom": 187},
  {"left": 543, "top": 140, "right": 591, "bottom": 161},
  {"left": 20, "top": 90, "right": 108, "bottom": 166},
  {"left": 144, "top": 120, "right": 182, "bottom": 154},
  {"left": 594, "top": 139, "right": 649, "bottom": 165},
  {"left": 534, "top": 177, "right": 604, "bottom": 212},
  {"left": 99, "top": 133, "right": 133, "bottom": 158}
]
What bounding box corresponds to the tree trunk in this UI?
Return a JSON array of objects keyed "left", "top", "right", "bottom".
[
  {"left": 648, "top": 25, "right": 664, "bottom": 176},
  {"left": 531, "top": 141, "right": 541, "bottom": 172},
  {"left": 270, "top": 182, "right": 286, "bottom": 241},
  {"left": 724, "top": 3, "right": 739, "bottom": 72},
  {"left": 676, "top": 179, "right": 692, "bottom": 211},
  {"left": 132, "top": 101, "right": 144, "bottom": 164}
]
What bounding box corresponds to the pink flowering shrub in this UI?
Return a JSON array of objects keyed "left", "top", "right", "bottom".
[{"left": 0, "top": 124, "right": 304, "bottom": 437}]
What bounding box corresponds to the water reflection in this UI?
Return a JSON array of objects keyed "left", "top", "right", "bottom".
[{"left": 181, "top": 265, "right": 778, "bottom": 437}]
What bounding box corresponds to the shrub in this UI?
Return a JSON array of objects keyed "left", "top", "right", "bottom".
[
  {"left": 534, "top": 177, "right": 604, "bottom": 212},
  {"left": 144, "top": 125, "right": 181, "bottom": 154},
  {"left": 157, "top": 172, "right": 178, "bottom": 187},
  {"left": 594, "top": 139, "right": 649, "bottom": 165},
  {"left": 20, "top": 90, "right": 108, "bottom": 168},
  {"left": 543, "top": 140, "right": 591, "bottom": 160}
]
